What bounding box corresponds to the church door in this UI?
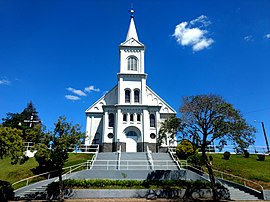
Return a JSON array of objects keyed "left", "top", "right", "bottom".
[{"left": 126, "top": 131, "right": 137, "bottom": 152}]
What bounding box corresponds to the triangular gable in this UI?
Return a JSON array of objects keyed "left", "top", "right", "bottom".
[
  {"left": 120, "top": 38, "right": 144, "bottom": 47},
  {"left": 85, "top": 85, "right": 118, "bottom": 113},
  {"left": 146, "top": 86, "right": 176, "bottom": 114}
]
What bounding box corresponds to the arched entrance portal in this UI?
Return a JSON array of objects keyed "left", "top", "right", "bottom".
[{"left": 124, "top": 127, "right": 141, "bottom": 152}]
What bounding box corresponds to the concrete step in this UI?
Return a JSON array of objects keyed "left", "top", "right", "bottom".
[
  {"left": 226, "top": 187, "right": 260, "bottom": 200},
  {"left": 152, "top": 153, "right": 174, "bottom": 160}
]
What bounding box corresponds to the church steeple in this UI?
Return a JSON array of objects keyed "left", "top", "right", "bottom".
[
  {"left": 125, "top": 9, "right": 139, "bottom": 41},
  {"left": 118, "top": 9, "right": 147, "bottom": 105}
]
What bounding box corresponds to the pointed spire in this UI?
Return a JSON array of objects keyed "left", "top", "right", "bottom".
[{"left": 125, "top": 9, "right": 139, "bottom": 41}]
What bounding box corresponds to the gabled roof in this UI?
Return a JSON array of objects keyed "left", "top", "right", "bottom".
[
  {"left": 145, "top": 86, "right": 177, "bottom": 114},
  {"left": 85, "top": 84, "right": 176, "bottom": 115},
  {"left": 85, "top": 85, "right": 118, "bottom": 114},
  {"left": 120, "top": 38, "right": 144, "bottom": 47}
]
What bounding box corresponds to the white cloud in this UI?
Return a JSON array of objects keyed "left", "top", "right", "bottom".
[
  {"left": 172, "top": 15, "right": 214, "bottom": 52},
  {"left": 84, "top": 85, "right": 100, "bottom": 93},
  {"left": 193, "top": 38, "right": 214, "bottom": 51},
  {"left": 190, "top": 15, "right": 211, "bottom": 27},
  {"left": 265, "top": 34, "right": 270, "bottom": 39},
  {"left": 65, "top": 95, "right": 80, "bottom": 101},
  {"left": 0, "top": 79, "right": 10, "bottom": 85},
  {"left": 244, "top": 35, "right": 253, "bottom": 42},
  {"left": 67, "top": 87, "right": 87, "bottom": 96}
]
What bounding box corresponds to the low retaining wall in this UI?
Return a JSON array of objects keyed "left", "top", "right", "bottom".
[
  {"left": 64, "top": 189, "right": 230, "bottom": 200},
  {"left": 263, "top": 190, "right": 270, "bottom": 200},
  {"left": 70, "top": 169, "right": 209, "bottom": 181}
]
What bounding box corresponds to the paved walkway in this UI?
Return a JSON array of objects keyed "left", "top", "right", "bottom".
[{"left": 15, "top": 199, "right": 267, "bottom": 202}]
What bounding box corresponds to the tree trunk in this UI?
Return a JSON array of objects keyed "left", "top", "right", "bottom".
[
  {"left": 201, "top": 138, "right": 219, "bottom": 201},
  {"left": 58, "top": 168, "right": 64, "bottom": 202},
  {"left": 205, "top": 159, "right": 219, "bottom": 201}
]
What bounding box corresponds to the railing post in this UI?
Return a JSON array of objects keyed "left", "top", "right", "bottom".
[{"left": 26, "top": 179, "right": 29, "bottom": 186}]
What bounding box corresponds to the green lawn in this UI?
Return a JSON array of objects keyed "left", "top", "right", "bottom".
[
  {"left": 210, "top": 153, "right": 270, "bottom": 189},
  {"left": 0, "top": 153, "right": 93, "bottom": 185}
]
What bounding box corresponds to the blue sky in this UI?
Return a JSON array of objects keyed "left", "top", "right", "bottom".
[{"left": 1, "top": 0, "right": 270, "bottom": 147}]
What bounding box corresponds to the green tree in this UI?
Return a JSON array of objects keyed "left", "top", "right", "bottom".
[
  {"left": 179, "top": 94, "right": 256, "bottom": 200},
  {"left": 158, "top": 115, "right": 180, "bottom": 148},
  {"left": 34, "top": 116, "right": 83, "bottom": 201},
  {"left": 2, "top": 101, "right": 42, "bottom": 142},
  {"left": 0, "top": 127, "right": 28, "bottom": 164}
]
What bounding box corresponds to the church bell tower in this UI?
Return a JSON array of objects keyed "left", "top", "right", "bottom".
[{"left": 117, "top": 10, "right": 147, "bottom": 105}]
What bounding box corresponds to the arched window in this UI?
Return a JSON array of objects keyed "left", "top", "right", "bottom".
[
  {"left": 137, "top": 114, "right": 141, "bottom": 122},
  {"left": 109, "top": 113, "right": 114, "bottom": 127},
  {"left": 128, "top": 56, "right": 137, "bottom": 71},
  {"left": 150, "top": 114, "right": 155, "bottom": 127},
  {"left": 130, "top": 114, "right": 134, "bottom": 122},
  {"left": 123, "top": 113, "right": 127, "bottom": 122},
  {"left": 125, "top": 89, "right": 130, "bottom": 103},
  {"left": 134, "top": 90, "right": 140, "bottom": 103}
]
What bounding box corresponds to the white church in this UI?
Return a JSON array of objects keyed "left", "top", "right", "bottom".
[{"left": 85, "top": 11, "right": 176, "bottom": 152}]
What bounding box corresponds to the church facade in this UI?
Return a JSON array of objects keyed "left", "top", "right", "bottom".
[{"left": 85, "top": 13, "right": 176, "bottom": 152}]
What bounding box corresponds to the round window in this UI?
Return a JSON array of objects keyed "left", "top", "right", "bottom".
[
  {"left": 150, "top": 133, "right": 156, "bottom": 139},
  {"left": 108, "top": 133, "right": 113, "bottom": 139}
]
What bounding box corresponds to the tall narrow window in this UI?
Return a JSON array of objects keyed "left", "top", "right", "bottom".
[
  {"left": 125, "top": 89, "right": 130, "bottom": 103},
  {"left": 150, "top": 114, "right": 155, "bottom": 127},
  {"left": 130, "top": 114, "right": 134, "bottom": 122},
  {"left": 137, "top": 114, "right": 141, "bottom": 122},
  {"left": 134, "top": 90, "right": 140, "bottom": 103},
  {"left": 123, "top": 113, "right": 127, "bottom": 122},
  {"left": 109, "top": 113, "right": 114, "bottom": 127},
  {"left": 128, "top": 57, "right": 137, "bottom": 71}
]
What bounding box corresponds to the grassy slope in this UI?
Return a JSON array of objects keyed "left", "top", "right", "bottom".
[
  {"left": 210, "top": 153, "right": 270, "bottom": 188},
  {"left": 0, "top": 153, "right": 93, "bottom": 184}
]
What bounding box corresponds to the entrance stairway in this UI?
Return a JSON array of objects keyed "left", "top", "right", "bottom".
[{"left": 14, "top": 152, "right": 262, "bottom": 200}]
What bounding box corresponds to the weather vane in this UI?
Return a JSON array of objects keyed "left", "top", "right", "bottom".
[{"left": 129, "top": 3, "right": 135, "bottom": 17}]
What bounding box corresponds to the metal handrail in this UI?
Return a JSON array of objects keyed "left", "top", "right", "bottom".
[
  {"left": 168, "top": 150, "right": 182, "bottom": 169},
  {"left": 12, "top": 162, "right": 87, "bottom": 188},
  {"left": 91, "top": 160, "right": 178, "bottom": 170},
  {"left": 146, "top": 146, "right": 154, "bottom": 170},
  {"left": 211, "top": 168, "right": 263, "bottom": 191},
  {"left": 12, "top": 149, "right": 100, "bottom": 188},
  {"left": 184, "top": 164, "right": 263, "bottom": 192},
  {"left": 117, "top": 145, "right": 121, "bottom": 170},
  {"left": 13, "top": 144, "right": 100, "bottom": 188}
]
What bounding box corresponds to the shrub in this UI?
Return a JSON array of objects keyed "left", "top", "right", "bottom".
[
  {"left": 47, "top": 179, "right": 214, "bottom": 190},
  {"left": 176, "top": 139, "right": 195, "bottom": 160},
  {"left": 223, "top": 151, "right": 230, "bottom": 160},
  {"left": 0, "top": 180, "right": 14, "bottom": 202},
  {"left": 243, "top": 150, "right": 249, "bottom": 158},
  {"left": 257, "top": 154, "right": 265, "bottom": 161},
  {"left": 187, "top": 152, "right": 203, "bottom": 169}
]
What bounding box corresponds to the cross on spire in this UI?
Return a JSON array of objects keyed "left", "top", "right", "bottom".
[
  {"left": 24, "top": 113, "right": 41, "bottom": 127},
  {"left": 129, "top": 3, "right": 135, "bottom": 18}
]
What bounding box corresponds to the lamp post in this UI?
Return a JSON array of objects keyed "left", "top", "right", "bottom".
[{"left": 254, "top": 120, "right": 270, "bottom": 153}]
